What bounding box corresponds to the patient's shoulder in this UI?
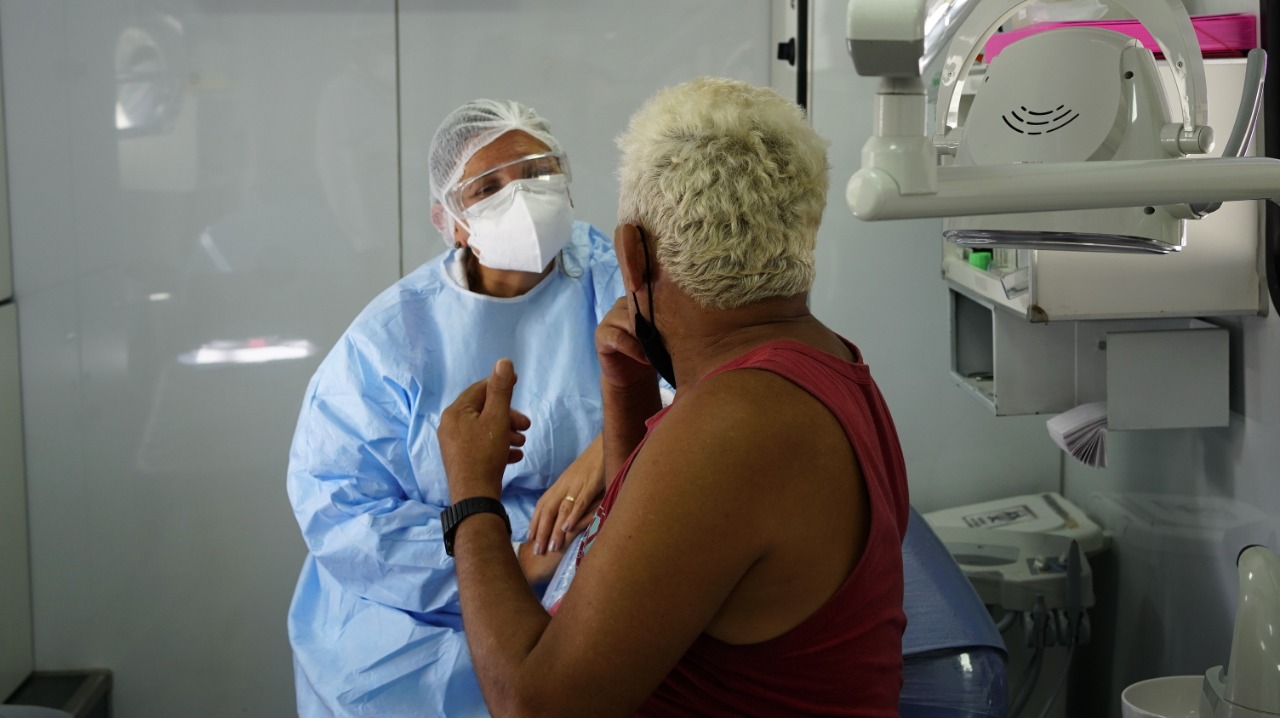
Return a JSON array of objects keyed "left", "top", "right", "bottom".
[
  {"left": 673, "top": 365, "right": 826, "bottom": 429},
  {"left": 644, "top": 367, "right": 842, "bottom": 483}
]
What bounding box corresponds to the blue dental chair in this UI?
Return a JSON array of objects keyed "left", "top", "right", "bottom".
[
  {"left": 900, "top": 506, "right": 1009, "bottom": 717},
  {"left": 544, "top": 507, "right": 1008, "bottom": 716}
]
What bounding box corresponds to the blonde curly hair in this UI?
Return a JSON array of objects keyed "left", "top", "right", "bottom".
[{"left": 617, "top": 77, "right": 830, "bottom": 310}]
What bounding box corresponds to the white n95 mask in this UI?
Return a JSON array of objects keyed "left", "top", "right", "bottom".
[{"left": 463, "top": 175, "right": 574, "bottom": 272}]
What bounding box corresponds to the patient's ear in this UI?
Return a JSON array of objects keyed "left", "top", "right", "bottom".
[{"left": 614, "top": 223, "right": 647, "bottom": 294}]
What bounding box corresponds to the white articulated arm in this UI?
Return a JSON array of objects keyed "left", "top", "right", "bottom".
[
  {"left": 846, "top": 0, "right": 1245, "bottom": 223},
  {"left": 848, "top": 157, "right": 1280, "bottom": 221},
  {"left": 933, "top": 0, "right": 1208, "bottom": 153}
]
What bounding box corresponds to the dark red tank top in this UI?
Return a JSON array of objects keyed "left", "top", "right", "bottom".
[{"left": 578, "top": 338, "right": 910, "bottom": 717}]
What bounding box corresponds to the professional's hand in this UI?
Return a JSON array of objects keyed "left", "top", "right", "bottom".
[
  {"left": 528, "top": 435, "right": 604, "bottom": 555},
  {"left": 517, "top": 539, "right": 567, "bottom": 587},
  {"left": 596, "top": 296, "right": 657, "bottom": 391},
  {"left": 439, "top": 359, "right": 531, "bottom": 502}
]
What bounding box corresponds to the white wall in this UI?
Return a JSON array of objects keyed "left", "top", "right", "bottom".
[
  {"left": 1055, "top": 2, "right": 1277, "bottom": 715},
  {"left": 0, "top": 27, "right": 31, "bottom": 696},
  {"left": 2, "top": 1, "right": 771, "bottom": 716},
  {"left": 0, "top": 304, "right": 30, "bottom": 700},
  {"left": 4, "top": 2, "right": 401, "bottom": 715},
  {"left": 807, "top": 0, "right": 1065, "bottom": 513},
  {"left": 397, "top": 1, "right": 772, "bottom": 271},
  {"left": 807, "top": 4, "right": 1070, "bottom": 714}
]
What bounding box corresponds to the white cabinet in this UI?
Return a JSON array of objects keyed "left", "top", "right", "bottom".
[
  {"left": 950, "top": 287, "right": 1077, "bottom": 415},
  {"left": 0, "top": 304, "right": 31, "bottom": 699},
  {"left": 950, "top": 288, "right": 1230, "bottom": 425}
]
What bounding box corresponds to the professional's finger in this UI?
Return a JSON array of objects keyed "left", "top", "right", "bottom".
[
  {"left": 555, "top": 497, "right": 576, "bottom": 539},
  {"left": 549, "top": 497, "right": 575, "bottom": 553},
  {"left": 531, "top": 509, "right": 554, "bottom": 555},
  {"left": 527, "top": 504, "right": 545, "bottom": 543},
  {"left": 561, "top": 494, "right": 593, "bottom": 534},
  {"left": 530, "top": 493, "right": 558, "bottom": 552}
]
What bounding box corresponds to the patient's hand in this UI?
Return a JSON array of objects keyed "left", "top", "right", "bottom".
[
  {"left": 517, "top": 539, "right": 567, "bottom": 587},
  {"left": 528, "top": 434, "right": 604, "bottom": 555}
]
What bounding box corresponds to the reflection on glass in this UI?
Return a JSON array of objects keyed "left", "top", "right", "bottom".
[
  {"left": 922, "top": 0, "right": 985, "bottom": 73},
  {"left": 115, "top": 19, "right": 185, "bottom": 137},
  {"left": 198, "top": 228, "right": 234, "bottom": 273},
  {"left": 178, "top": 338, "right": 316, "bottom": 366}
]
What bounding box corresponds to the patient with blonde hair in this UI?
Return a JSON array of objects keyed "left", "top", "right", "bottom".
[{"left": 437, "top": 76, "right": 911, "bottom": 717}]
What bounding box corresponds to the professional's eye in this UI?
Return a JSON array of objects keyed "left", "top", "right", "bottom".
[{"left": 468, "top": 179, "right": 503, "bottom": 201}]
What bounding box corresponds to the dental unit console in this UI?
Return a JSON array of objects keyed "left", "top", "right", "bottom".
[
  {"left": 845, "top": 0, "right": 1272, "bottom": 255},
  {"left": 924, "top": 492, "right": 1104, "bottom": 645}
]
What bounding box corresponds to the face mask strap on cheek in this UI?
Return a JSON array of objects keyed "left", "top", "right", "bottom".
[{"left": 440, "top": 203, "right": 471, "bottom": 246}]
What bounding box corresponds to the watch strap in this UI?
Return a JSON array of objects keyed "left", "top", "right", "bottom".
[{"left": 441, "top": 497, "right": 511, "bottom": 557}]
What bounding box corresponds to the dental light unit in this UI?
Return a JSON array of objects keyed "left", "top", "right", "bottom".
[{"left": 845, "top": 0, "right": 1270, "bottom": 256}]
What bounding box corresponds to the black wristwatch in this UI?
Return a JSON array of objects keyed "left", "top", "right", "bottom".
[{"left": 440, "top": 497, "right": 511, "bottom": 557}]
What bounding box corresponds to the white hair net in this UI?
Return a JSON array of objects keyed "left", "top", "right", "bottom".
[{"left": 428, "top": 99, "right": 565, "bottom": 237}]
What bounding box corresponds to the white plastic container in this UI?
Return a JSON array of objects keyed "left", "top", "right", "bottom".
[{"left": 1121, "top": 675, "right": 1204, "bottom": 718}]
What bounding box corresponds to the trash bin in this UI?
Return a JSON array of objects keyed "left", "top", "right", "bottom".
[{"left": 2, "top": 671, "right": 110, "bottom": 718}]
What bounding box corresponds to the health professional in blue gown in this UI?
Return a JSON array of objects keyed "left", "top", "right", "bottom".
[{"left": 286, "top": 99, "right": 622, "bottom": 717}]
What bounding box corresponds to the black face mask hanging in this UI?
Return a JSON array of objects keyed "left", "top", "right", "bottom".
[{"left": 631, "top": 229, "right": 676, "bottom": 389}]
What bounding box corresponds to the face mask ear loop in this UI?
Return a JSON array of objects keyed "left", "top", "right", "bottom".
[
  {"left": 442, "top": 200, "right": 470, "bottom": 238},
  {"left": 633, "top": 227, "right": 656, "bottom": 322}
]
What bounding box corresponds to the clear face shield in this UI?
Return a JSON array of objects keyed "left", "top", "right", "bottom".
[
  {"left": 445, "top": 150, "right": 576, "bottom": 273},
  {"left": 447, "top": 151, "right": 573, "bottom": 222}
]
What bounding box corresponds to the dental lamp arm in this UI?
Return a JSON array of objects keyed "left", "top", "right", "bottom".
[
  {"left": 850, "top": 0, "right": 1208, "bottom": 137},
  {"left": 847, "top": 0, "right": 1228, "bottom": 224},
  {"left": 849, "top": 157, "right": 1280, "bottom": 221},
  {"left": 1190, "top": 48, "right": 1268, "bottom": 217},
  {"left": 847, "top": 0, "right": 985, "bottom": 78}
]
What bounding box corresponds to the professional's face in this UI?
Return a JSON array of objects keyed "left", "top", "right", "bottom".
[{"left": 450, "top": 130, "right": 554, "bottom": 246}]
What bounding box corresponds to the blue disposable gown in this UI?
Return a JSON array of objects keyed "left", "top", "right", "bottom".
[{"left": 287, "top": 221, "right": 621, "bottom": 717}]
